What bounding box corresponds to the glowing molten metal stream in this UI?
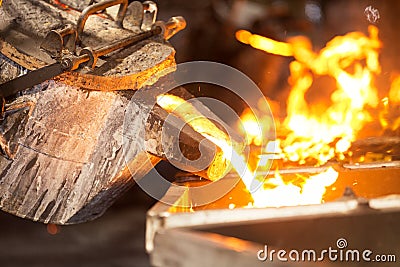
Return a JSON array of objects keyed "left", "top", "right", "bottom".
[
  {"left": 157, "top": 94, "right": 339, "bottom": 207},
  {"left": 157, "top": 94, "right": 232, "bottom": 181}
]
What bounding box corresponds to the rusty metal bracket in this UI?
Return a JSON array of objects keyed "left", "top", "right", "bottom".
[
  {"left": 76, "top": 0, "right": 129, "bottom": 42},
  {"left": 40, "top": 24, "right": 78, "bottom": 58},
  {"left": 0, "top": 26, "right": 164, "bottom": 95},
  {"left": 79, "top": 47, "right": 97, "bottom": 69},
  {"left": 141, "top": 1, "right": 157, "bottom": 31}
]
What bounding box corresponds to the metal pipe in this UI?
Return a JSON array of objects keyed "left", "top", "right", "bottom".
[
  {"left": 96, "top": 26, "right": 161, "bottom": 56},
  {"left": 73, "top": 26, "right": 162, "bottom": 69}
]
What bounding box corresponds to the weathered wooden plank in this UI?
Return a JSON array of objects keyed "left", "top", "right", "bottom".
[{"left": 0, "top": 81, "right": 148, "bottom": 224}]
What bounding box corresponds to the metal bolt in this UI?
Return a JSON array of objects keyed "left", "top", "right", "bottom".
[{"left": 61, "top": 58, "right": 73, "bottom": 71}]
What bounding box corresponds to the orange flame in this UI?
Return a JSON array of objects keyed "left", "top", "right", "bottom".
[
  {"left": 389, "top": 76, "right": 400, "bottom": 104},
  {"left": 236, "top": 30, "right": 293, "bottom": 56},
  {"left": 238, "top": 108, "right": 263, "bottom": 146},
  {"left": 231, "top": 26, "right": 392, "bottom": 207},
  {"left": 379, "top": 75, "right": 400, "bottom": 132},
  {"left": 250, "top": 167, "right": 338, "bottom": 207},
  {"left": 237, "top": 26, "right": 382, "bottom": 165}
]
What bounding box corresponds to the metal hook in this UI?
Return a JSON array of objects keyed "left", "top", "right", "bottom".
[{"left": 76, "top": 0, "right": 128, "bottom": 42}]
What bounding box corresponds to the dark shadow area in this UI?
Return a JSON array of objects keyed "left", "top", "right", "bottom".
[{"left": 0, "top": 185, "right": 156, "bottom": 267}]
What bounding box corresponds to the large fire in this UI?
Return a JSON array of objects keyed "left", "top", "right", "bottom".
[
  {"left": 236, "top": 26, "right": 382, "bottom": 165},
  {"left": 157, "top": 25, "right": 399, "bottom": 209}
]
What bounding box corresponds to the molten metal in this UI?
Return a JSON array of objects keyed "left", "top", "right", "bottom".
[{"left": 157, "top": 94, "right": 232, "bottom": 181}]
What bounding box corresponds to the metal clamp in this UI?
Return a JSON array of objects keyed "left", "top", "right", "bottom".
[
  {"left": 76, "top": 0, "right": 128, "bottom": 42},
  {"left": 41, "top": 24, "right": 77, "bottom": 58},
  {"left": 79, "top": 47, "right": 97, "bottom": 69}
]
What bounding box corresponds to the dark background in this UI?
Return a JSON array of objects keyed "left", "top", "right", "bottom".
[{"left": 1, "top": 1, "right": 400, "bottom": 266}]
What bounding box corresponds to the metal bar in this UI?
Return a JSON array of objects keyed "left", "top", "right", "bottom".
[
  {"left": 343, "top": 161, "right": 400, "bottom": 169},
  {"left": 75, "top": 26, "right": 161, "bottom": 69},
  {"left": 95, "top": 26, "right": 161, "bottom": 57},
  {"left": 0, "top": 63, "right": 64, "bottom": 98},
  {"left": 152, "top": 229, "right": 276, "bottom": 267}
]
